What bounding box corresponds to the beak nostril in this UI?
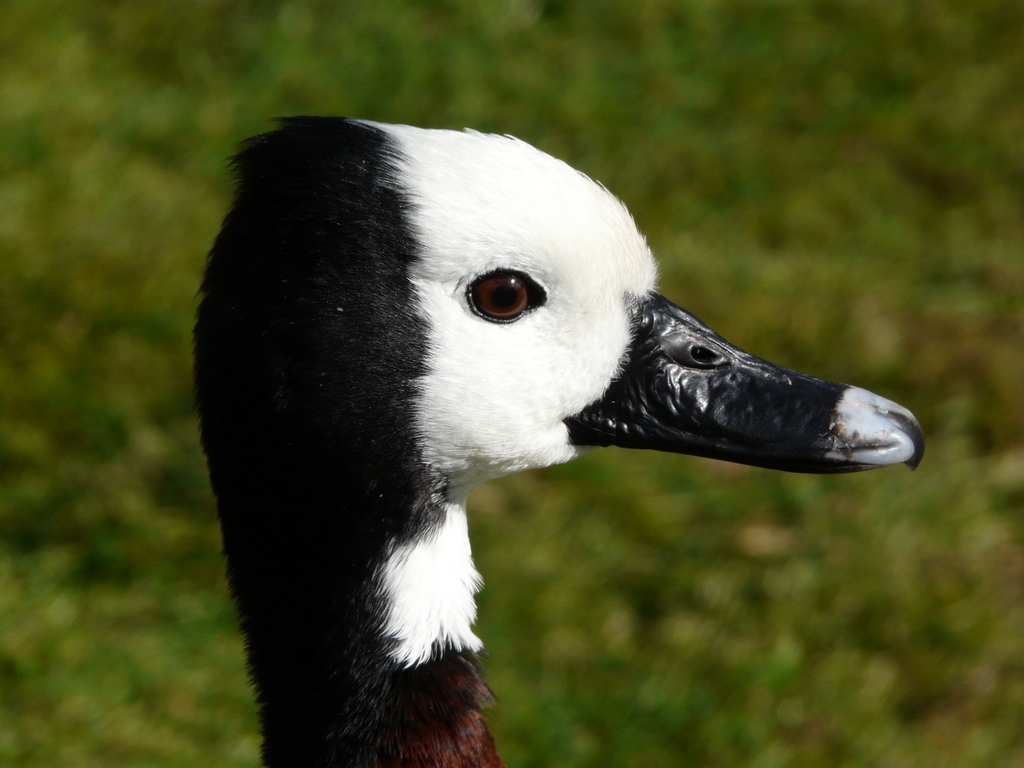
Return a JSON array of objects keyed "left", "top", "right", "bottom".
[
  {"left": 690, "top": 345, "right": 720, "bottom": 366},
  {"left": 662, "top": 336, "right": 729, "bottom": 370}
]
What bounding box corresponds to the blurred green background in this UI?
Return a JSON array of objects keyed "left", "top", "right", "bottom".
[{"left": 2, "top": 1, "right": 1023, "bottom": 766}]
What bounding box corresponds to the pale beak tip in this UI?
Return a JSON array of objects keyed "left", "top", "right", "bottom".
[{"left": 831, "top": 387, "right": 925, "bottom": 472}]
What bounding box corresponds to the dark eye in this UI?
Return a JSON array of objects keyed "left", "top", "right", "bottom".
[{"left": 469, "top": 271, "right": 546, "bottom": 322}]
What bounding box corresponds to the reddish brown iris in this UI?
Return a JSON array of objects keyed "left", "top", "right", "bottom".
[{"left": 471, "top": 275, "right": 531, "bottom": 321}]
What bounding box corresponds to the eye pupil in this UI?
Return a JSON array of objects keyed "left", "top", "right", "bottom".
[
  {"left": 469, "top": 271, "right": 546, "bottom": 322},
  {"left": 489, "top": 283, "right": 521, "bottom": 309}
]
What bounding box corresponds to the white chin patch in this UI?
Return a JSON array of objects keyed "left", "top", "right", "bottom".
[
  {"left": 380, "top": 503, "right": 483, "bottom": 668},
  {"left": 827, "top": 386, "right": 919, "bottom": 466}
]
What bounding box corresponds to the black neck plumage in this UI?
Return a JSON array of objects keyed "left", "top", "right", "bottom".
[
  {"left": 194, "top": 117, "right": 502, "bottom": 767},
  {"left": 212, "top": 473, "right": 498, "bottom": 768}
]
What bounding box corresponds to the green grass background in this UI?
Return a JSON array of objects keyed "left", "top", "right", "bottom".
[{"left": 2, "top": 0, "right": 1023, "bottom": 765}]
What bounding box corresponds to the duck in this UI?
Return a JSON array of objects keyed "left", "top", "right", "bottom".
[{"left": 193, "top": 117, "right": 924, "bottom": 768}]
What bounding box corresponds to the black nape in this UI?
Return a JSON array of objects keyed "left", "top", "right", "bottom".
[{"left": 195, "top": 118, "right": 493, "bottom": 767}]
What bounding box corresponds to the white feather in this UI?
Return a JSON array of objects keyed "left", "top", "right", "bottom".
[
  {"left": 370, "top": 124, "right": 658, "bottom": 667},
  {"left": 380, "top": 123, "right": 658, "bottom": 492},
  {"left": 380, "top": 501, "right": 483, "bottom": 668}
]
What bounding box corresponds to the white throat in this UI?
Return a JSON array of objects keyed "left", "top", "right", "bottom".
[{"left": 380, "top": 502, "right": 484, "bottom": 668}]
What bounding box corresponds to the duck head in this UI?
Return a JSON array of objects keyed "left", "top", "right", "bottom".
[
  {"left": 381, "top": 121, "right": 923, "bottom": 497},
  {"left": 195, "top": 117, "right": 923, "bottom": 768}
]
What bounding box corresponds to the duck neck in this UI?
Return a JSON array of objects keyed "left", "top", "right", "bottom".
[
  {"left": 218, "top": 481, "right": 501, "bottom": 768},
  {"left": 193, "top": 117, "right": 504, "bottom": 766}
]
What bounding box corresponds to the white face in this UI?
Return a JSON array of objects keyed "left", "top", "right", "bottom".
[{"left": 380, "top": 124, "right": 658, "bottom": 496}]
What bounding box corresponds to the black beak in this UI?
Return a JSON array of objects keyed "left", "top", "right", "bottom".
[{"left": 566, "top": 293, "right": 925, "bottom": 474}]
